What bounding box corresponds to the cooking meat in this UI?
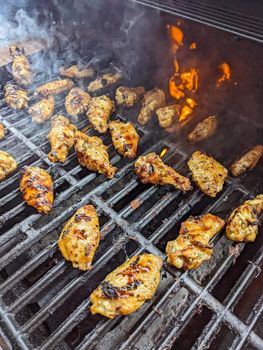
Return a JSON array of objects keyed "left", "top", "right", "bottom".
[
  {"left": 187, "top": 115, "right": 218, "bottom": 143},
  {"left": 138, "top": 88, "right": 166, "bottom": 125},
  {"left": 34, "top": 79, "right": 74, "bottom": 97},
  {"left": 135, "top": 152, "right": 191, "bottom": 192},
  {"left": 87, "top": 72, "right": 122, "bottom": 92},
  {"left": 4, "top": 83, "right": 29, "bottom": 110},
  {"left": 20, "top": 166, "right": 54, "bottom": 214},
  {"left": 86, "top": 95, "right": 114, "bottom": 133},
  {"left": 188, "top": 151, "right": 228, "bottom": 197},
  {"left": 156, "top": 104, "right": 180, "bottom": 129},
  {"left": 65, "top": 87, "right": 91, "bottom": 116},
  {"left": 59, "top": 65, "right": 95, "bottom": 79},
  {"left": 74, "top": 130, "right": 117, "bottom": 179},
  {"left": 226, "top": 194, "right": 263, "bottom": 242},
  {"left": 109, "top": 120, "right": 139, "bottom": 158},
  {"left": 28, "top": 95, "right": 55, "bottom": 124},
  {"left": 48, "top": 115, "right": 77, "bottom": 163},
  {"left": 9, "top": 45, "right": 32, "bottom": 86},
  {"left": 90, "top": 253, "right": 162, "bottom": 319},
  {"left": 0, "top": 123, "right": 5, "bottom": 140},
  {"left": 58, "top": 204, "right": 100, "bottom": 270},
  {"left": 115, "top": 86, "right": 145, "bottom": 107},
  {"left": 166, "top": 213, "right": 225, "bottom": 269},
  {"left": 230, "top": 145, "right": 263, "bottom": 177},
  {"left": 0, "top": 150, "right": 17, "bottom": 181}
]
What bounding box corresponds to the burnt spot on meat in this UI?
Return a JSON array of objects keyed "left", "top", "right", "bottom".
[
  {"left": 75, "top": 213, "right": 91, "bottom": 222},
  {"left": 101, "top": 280, "right": 142, "bottom": 299}
]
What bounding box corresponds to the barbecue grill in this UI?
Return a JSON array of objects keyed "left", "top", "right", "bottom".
[{"left": 0, "top": 0, "right": 263, "bottom": 349}]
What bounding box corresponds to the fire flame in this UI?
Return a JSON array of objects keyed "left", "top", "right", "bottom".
[
  {"left": 169, "top": 77, "right": 185, "bottom": 100},
  {"left": 217, "top": 62, "right": 231, "bottom": 86},
  {"left": 168, "top": 25, "right": 183, "bottom": 46},
  {"left": 179, "top": 105, "right": 193, "bottom": 124},
  {"left": 180, "top": 69, "right": 198, "bottom": 92},
  {"left": 186, "top": 98, "right": 197, "bottom": 109},
  {"left": 189, "top": 42, "right": 197, "bottom": 50},
  {"left": 160, "top": 148, "right": 168, "bottom": 158}
]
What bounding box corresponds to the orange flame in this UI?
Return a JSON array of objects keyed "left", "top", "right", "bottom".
[
  {"left": 186, "top": 98, "right": 197, "bottom": 108},
  {"left": 217, "top": 62, "right": 231, "bottom": 86},
  {"left": 180, "top": 69, "right": 198, "bottom": 92},
  {"left": 179, "top": 105, "right": 193, "bottom": 124},
  {"left": 173, "top": 59, "right": 179, "bottom": 74},
  {"left": 168, "top": 25, "right": 184, "bottom": 46},
  {"left": 189, "top": 42, "right": 197, "bottom": 50},
  {"left": 169, "top": 77, "right": 185, "bottom": 100},
  {"left": 160, "top": 148, "right": 168, "bottom": 158}
]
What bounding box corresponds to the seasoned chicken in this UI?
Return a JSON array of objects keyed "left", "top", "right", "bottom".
[
  {"left": 188, "top": 151, "right": 228, "bottom": 197},
  {"left": 109, "top": 121, "right": 139, "bottom": 158},
  {"left": 0, "top": 123, "right": 5, "bottom": 140},
  {"left": 156, "top": 104, "right": 180, "bottom": 129},
  {"left": 166, "top": 214, "right": 225, "bottom": 269},
  {"left": 59, "top": 65, "right": 94, "bottom": 79},
  {"left": 58, "top": 204, "right": 100, "bottom": 271},
  {"left": 4, "top": 83, "right": 29, "bottom": 110},
  {"left": 86, "top": 95, "right": 114, "bottom": 133},
  {"left": 20, "top": 166, "right": 54, "bottom": 214},
  {"left": 90, "top": 254, "right": 163, "bottom": 319},
  {"left": 9, "top": 45, "right": 32, "bottom": 86},
  {"left": 48, "top": 115, "right": 77, "bottom": 163},
  {"left": 226, "top": 195, "right": 263, "bottom": 242},
  {"left": 34, "top": 79, "right": 74, "bottom": 97},
  {"left": 28, "top": 95, "right": 55, "bottom": 124},
  {"left": 115, "top": 86, "right": 145, "bottom": 107},
  {"left": 65, "top": 87, "right": 91, "bottom": 116},
  {"left": 138, "top": 88, "right": 166, "bottom": 125},
  {"left": 0, "top": 150, "right": 17, "bottom": 181},
  {"left": 230, "top": 145, "right": 263, "bottom": 177},
  {"left": 74, "top": 131, "right": 117, "bottom": 178},
  {"left": 135, "top": 152, "right": 191, "bottom": 192},
  {"left": 87, "top": 72, "right": 122, "bottom": 92},
  {"left": 187, "top": 115, "right": 218, "bottom": 143}
]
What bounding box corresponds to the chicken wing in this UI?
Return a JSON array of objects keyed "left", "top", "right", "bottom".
[
  {"left": 135, "top": 152, "right": 191, "bottom": 192},
  {"left": 86, "top": 95, "right": 114, "bottom": 133},
  {"left": 109, "top": 121, "right": 139, "bottom": 158},
  {"left": 0, "top": 123, "right": 5, "bottom": 140},
  {"left": 59, "top": 65, "right": 95, "bottom": 79},
  {"left": 187, "top": 115, "right": 218, "bottom": 143},
  {"left": 48, "top": 115, "right": 77, "bottom": 163},
  {"left": 156, "top": 104, "right": 180, "bottom": 129},
  {"left": 230, "top": 145, "right": 263, "bottom": 177},
  {"left": 20, "top": 166, "right": 54, "bottom": 214},
  {"left": 9, "top": 45, "right": 32, "bottom": 86},
  {"left": 74, "top": 131, "right": 117, "bottom": 178},
  {"left": 90, "top": 253, "right": 163, "bottom": 319},
  {"left": 28, "top": 95, "right": 55, "bottom": 124},
  {"left": 188, "top": 151, "right": 228, "bottom": 197},
  {"left": 34, "top": 79, "right": 74, "bottom": 97},
  {"left": 166, "top": 214, "right": 225, "bottom": 269},
  {"left": 115, "top": 86, "right": 145, "bottom": 107},
  {"left": 0, "top": 150, "right": 17, "bottom": 181},
  {"left": 65, "top": 87, "right": 91, "bottom": 116},
  {"left": 87, "top": 72, "right": 122, "bottom": 92},
  {"left": 58, "top": 204, "right": 100, "bottom": 271},
  {"left": 138, "top": 88, "right": 166, "bottom": 125},
  {"left": 226, "top": 194, "right": 263, "bottom": 242},
  {"left": 4, "top": 83, "right": 29, "bottom": 110}
]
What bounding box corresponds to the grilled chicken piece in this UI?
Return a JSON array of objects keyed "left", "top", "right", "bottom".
[
  {"left": 34, "top": 79, "right": 74, "bottom": 97},
  {"left": 0, "top": 150, "right": 17, "bottom": 181},
  {"left": 0, "top": 123, "right": 5, "bottom": 140},
  {"left": 48, "top": 115, "right": 77, "bottom": 163},
  {"left": 188, "top": 151, "right": 228, "bottom": 197},
  {"left": 4, "top": 83, "right": 29, "bottom": 110},
  {"left": 58, "top": 204, "right": 100, "bottom": 270},
  {"left": 115, "top": 86, "right": 145, "bottom": 107},
  {"left": 28, "top": 95, "right": 55, "bottom": 124},
  {"left": 230, "top": 145, "right": 263, "bottom": 177},
  {"left": 87, "top": 72, "right": 122, "bottom": 92},
  {"left": 166, "top": 214, "right": 225, "bottom": 269},
  {"left": 74, "top": 131, "right": 117, "bottom": 178},
  {"left": 86, "top": 95, "right": 114, "bottom": 133},
  {"left": 109, "top": 121, "right": 139, "bottom": 158},
  {"left": 135, "top": 152, "right": 191, "bottom": 192},
  {"left": 90, "top": 254, "right": 162, "bottom": 319},
  {"left": 138, "top": 88, "right": 166, "bottom": 125},
  {"left": 9, "top": 45, "right": 32, "bottom": 86},
  {"left": 59, "top": 65, "right": 95, "bottom": 79},
  {"left": 20, "top": 166, "right": 54, "bottom": 214},
  {"left": 156, "top": 104, "right": 180, "bottom": 129},
  {"left": 226, "top": 195, "right": 263, "bottom": 242},
  {"left": 65, "top": 87, "right": 91, "bottom": 116},
  {"left": 187, "top": 115, "right": 218, "bottom": 143}
]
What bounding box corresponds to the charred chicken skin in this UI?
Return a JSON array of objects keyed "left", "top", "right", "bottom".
[
  {"left": 28, "top": 95, "right": 55, "bottom": 124},
  {"left": 188, "top": 151, "right": 228, "bottom": 197},
  {"left": 87, "top": 72, "right": 122, "bottom": 92},
  {"left": 135, "top": 152, "right": 191, "bottom": 192},
  {"left": 65, "top": 87, "right": 91, "bottom": 116},
  {"left": 4, "top": 83, "right": 29, "bottom": 110},
  {"left": 226, "top": 195, "right": 263, "bottom": 242},
  {"left": 0, "top": 123, "right": 5, "bottom": 140},
  {"left": 187, "top": 115, "right": 218, "bottom": 143},
  {"left": 20, "top": 166, "right": 54, "bottom": 214},
  {"left": 138, "top": 88, "right": 166, "bottom": 125},
  {"left": 74, "top": 131, "right": 117, "bottom": 179},
  {"left": 166, "top": 214, "right": 225, "bottom": 270},
  {"left": 48, "top": 115, "right": 77, "bottom": 163},
  {"left": 0, "top": 150, "right": 17, "bottom": 181},
  {"left": 9, "top": 45, "right": 32, "bottom": 86},
  {"left": 109, "top": 120, "right": 139, "bottom": 158},
  {"left": 34, "top": 79, "right": 74, "bottom": 97},
  {"left": 156, "top": 104, "right": 180, "bottom": 129},
  {"left": 115, "top": 86, "right": 145, "bottom": 107},
  {"left": 59, "top": 65, "right": 95, "bottom": 79},
  {"left": 58, "top": 204, "right": 100, "bottom": 271},
  {"left": 90, "top": 254, "right": 163, "bottom": 319},
  {"left": 230, "top": 145, "right": 263, "bottom": 177},
  {"left": 86, "top": 95, "right": 114, "bottom": 133}
]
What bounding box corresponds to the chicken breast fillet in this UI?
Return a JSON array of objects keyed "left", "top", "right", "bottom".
[
  {"left": 65, "top": 87, "right": 91, "bottom": 116},
  {"left": 138, "top": 88, "right": 166, "bottom": 125},
  {"left": 20, "top": 166, "right": 54, "bottom": 214},
  {"left": 9, "top": 45, "right": 32, "bottom": 86},
  {"left": 187, "top": 115, "right": 218, "bottom": 143},
  {"left": 48, "top": 115, "right": 77, "bottom": 163},
  {"left": 135, "top": 152, "right": 191, "bottom": 192},
  {"left": 87, "top": 72, "right": 122, "bottom": 92},
  {"left": 226, "top": 194, "right": 263, "bottom": 242},
  {"left": 34, "top": 79, "right": 74, "bottom": 97},
  {"left": 0, "top": 150, "right": 17, "bottom": 181},
  {"left": 115, "top": 86, "right": 145, "bottom": 107},
  {"left": 58, "top": 204, "right": 100, "bottom": 271},
  {"left": 188, "top": 151, "right": 228, "bottom": 197},
  {"left": 59, "top": 65, "right": 95, "bottom": 79},
  {"left": 166, "top": 214, "right": 225, "bottom": 269},
  {"left": 230, "top": 145, "right": 263, "bottom": 177},
  {"left": 86, "top": 95, "right": 114, "bottom": 133},
  {"left": 90, "top": 254, "right": 163, "bottom": 319},
  {"left": 4, "top": 83, "right": 29, "bottom": 110},
  {"left": 156, "top": 104, "right": 180, "bottom": 129},
  {"left": 74, "top": 131, "right": 117, "bottom": 179},
  {"left": 0, "top": 123, "right": 5, "bottom": 140},
  {"left": 28, "top": 96, "right": 55, "bottom": 124},
  {"left": 109, "top": 121, "right": 139, "bottom": 158}
]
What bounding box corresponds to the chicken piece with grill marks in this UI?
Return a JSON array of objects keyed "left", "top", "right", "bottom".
[
  {"left": 65, "top": 87, "right": 91, "bottom": 116},
  {"left": 87, "top": 72, "right": 122, "bottom": 92},
  {"left": 135, "top": 152, "right": 191, "bottom": 192},
  {"left": 138, "top": 88, "right": 166, "bottom": 125},
  {"left": 156, "top": 104, "right": 180, "bottom": 129},
  {"left": 48, "top": 115, "right": 77, "bottom": 163},
  {"left": 187, "top": 115, "right": 218, "bottom": 143},
  {"left": 20, "top": 166, "right": 54, "bottom": 214},
  {"left": 59, "top": 65, "right": 95, "bottom": 79},
  {"left": 115, "top": 86, "right": 145, "bottom": 107},
  {"left": 28, "top": 95, "right": 55, "bottom": 124},
  {"left": 109, "top": 121, "right": 139, "bottom": 158},
  {"left": 230, "top": 145, "right": 263, "bottom": 177},
  {"left": 226, "top": 195, "right": 263, "bottom": 242},
  {"left": 90, "top": 253, "right": 163, "bottom": 319},
  {"left": 166, "top": 214, "right": 225, "bottom": 270},
  {"left": 0, "top": 123, "right": 5, "bottom": 140},
  {"left": 58, "top": 204, "right": 100, "bottom": 271},
  {"left": 74, "top": 131, "right": 117, "bottom": 179},
  {"left": 0, "top": 150, "right": 17, "bottom": 181},
  {"left": 86, "top": 95, "right": 114, "bottom": 133},
  {"left": 34, "top": 79, "right": 74, "bottom": 97},
  {"left": 4, "top": 83, "right": 29, "bottom": 110},
  {"left": 9, "top": 45, "right": 32, "bottom": 86}
]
